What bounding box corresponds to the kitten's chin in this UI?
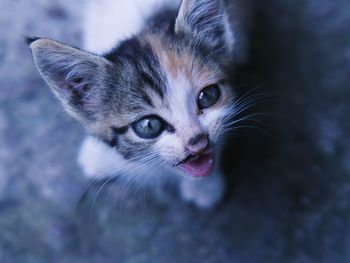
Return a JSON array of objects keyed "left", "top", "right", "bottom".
[{"left": 177, "top": 152, "right": 215, "bottom": 178}]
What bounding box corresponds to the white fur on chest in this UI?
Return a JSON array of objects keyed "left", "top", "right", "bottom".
[{"left": 83, "top": 0, "right": 179, "bottom": 54}]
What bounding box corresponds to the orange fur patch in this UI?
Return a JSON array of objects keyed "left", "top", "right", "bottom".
[{"left": 143, "top": 34, "right": 223, "bottom": 91}]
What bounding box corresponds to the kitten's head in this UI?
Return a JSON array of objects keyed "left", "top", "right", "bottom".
[{"left": 29, "top": 0, "right": 235, "bottom": 178}]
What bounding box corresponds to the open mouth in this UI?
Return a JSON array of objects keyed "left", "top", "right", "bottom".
[{"left": 177, "top": 152, "right": 215, "bottom": 177}]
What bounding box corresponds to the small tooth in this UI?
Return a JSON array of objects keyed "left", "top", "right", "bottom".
[{"left": 209, "top": 159, "right": 213, "bottom": 164}]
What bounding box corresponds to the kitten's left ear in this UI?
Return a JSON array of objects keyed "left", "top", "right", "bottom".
[
  {"left": 28, "top": 38, "right": 111, "bottom": 123},
  {"left": 175, "top": 0, "right": 233, "bottom": 53}
]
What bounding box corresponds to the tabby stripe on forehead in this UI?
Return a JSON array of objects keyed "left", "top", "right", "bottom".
[
  {"left": 141, "top": 45, "right": 167, "bottom": 99},
  {"left": 140, "top": 71, "right": 165, "bottom": 100},
  {"left": 138, "top": 87, "right": 154, "bottom": 107}
]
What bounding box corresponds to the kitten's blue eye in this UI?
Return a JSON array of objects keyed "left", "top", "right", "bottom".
[
  {"left": 198, "top": 84, "right": 221, "bottom": 110},
  {"left": 132, "top": 116, "right": 165, "bottom": 139}
]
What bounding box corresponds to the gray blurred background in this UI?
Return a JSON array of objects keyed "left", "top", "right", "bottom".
[{"left": 1, "top": 0, "right": 350, "bottom": 262}]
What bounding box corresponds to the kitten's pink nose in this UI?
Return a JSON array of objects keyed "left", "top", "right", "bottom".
[{"left": 186, "top": 133, "right": 209, "bottom": 154}]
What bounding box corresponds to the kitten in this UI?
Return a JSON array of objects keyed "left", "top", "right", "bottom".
[{"left": 28, "top": 0, "right": 252, "bottom": 208}]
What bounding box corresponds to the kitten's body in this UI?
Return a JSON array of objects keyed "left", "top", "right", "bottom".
[
  {"left": 29, "top": 0, "right": 252, "bottom": 208},
  {"left": 80, "top": 0, "right": 228, "bottom": 208}
]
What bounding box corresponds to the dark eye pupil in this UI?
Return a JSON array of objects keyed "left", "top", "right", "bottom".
[
  {"left": 132, "top": 116, "right": 165, "bottom": 139},
  {"left": 198, "top": 84, "right": 221, "bottom": 110}
]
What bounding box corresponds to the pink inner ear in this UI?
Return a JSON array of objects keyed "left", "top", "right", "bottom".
[
  {"left": 69, "top": 77, "right": 92, "bottom": 91},
  {"left": 57, "top": 77, "right": 92, "bottom": 100}
]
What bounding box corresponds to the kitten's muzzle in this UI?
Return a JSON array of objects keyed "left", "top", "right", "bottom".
[
  {"left": 186, "top": 133, "right": 209, "bottom": 155},
  {"left": 176, "top": 150, "right": 215, "bottom": 178},
  {"left": 176, "top": 146, "right": 211, "bottom": 167},
  {"left": 175, "top": 133, "right": 211, "bottom": 168},
  {"left": 177, "top": 154, "right": 197, "bottom": 166},
  {"left": 174, "top": 133, "right": 214, "bottom": 177}
]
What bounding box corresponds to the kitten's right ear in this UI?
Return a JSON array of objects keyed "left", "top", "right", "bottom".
[
  {"left": 28, "top": 38, "right": 111, "bottom": 123},
  {"left": 175, "top": 0, "right": 233, "bottom": 53}
]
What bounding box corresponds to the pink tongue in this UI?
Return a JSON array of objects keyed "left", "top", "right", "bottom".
[{"left": 181, "top": 153, "right": 214, "bottom": 177}]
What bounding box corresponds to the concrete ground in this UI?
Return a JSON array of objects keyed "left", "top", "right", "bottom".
[{"left": 0, "top": 0, "right": 350, "bottom": 262}]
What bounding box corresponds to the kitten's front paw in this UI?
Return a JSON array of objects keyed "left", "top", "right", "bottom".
[{"left": 180, "top": 172, "right": 225, "bottom": 209}]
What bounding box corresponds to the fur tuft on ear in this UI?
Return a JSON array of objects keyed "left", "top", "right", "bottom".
[
  {"left": 175, "top": 0, "right": 233, "bottom": 53},
  {"left": 29, "top": 39, "right": 111, "bottom": 122}
]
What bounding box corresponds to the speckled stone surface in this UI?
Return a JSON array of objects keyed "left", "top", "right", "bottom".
[{"left": 0, "top": 0, "right": 350, "bottom": 262}]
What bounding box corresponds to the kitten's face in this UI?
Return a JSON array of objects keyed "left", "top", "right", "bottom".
[
  {"left": 29, "top": 0, "right": 235, "bottom": 178},
  {"left": 104, "top": 35, "right": 233, "bottom": 177}
]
